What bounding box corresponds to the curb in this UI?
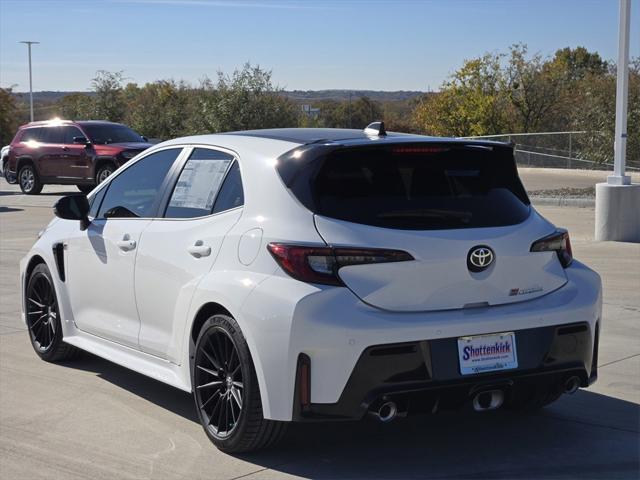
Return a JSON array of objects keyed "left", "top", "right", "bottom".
[{"left": 530, "top": 196, "right": 595, "bottom": 208}]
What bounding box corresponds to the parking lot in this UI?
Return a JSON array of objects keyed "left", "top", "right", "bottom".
[{"left": 0, "top": 172, "right": 638, "bottom": 479}]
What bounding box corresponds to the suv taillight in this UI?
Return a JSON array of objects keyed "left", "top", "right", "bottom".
[
  {"left": 267, "top": 243, "right": 414, "bottom": 286},
  {"left": 530, "top": 229, "right": 573, "bottom": 268}
]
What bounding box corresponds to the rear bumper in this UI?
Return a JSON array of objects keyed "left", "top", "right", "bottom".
[
  {"left": 240, "top": 260, "right": 601, "bottom": 421},
  {"left": 293, "top": 321, "right": 599, "bottom": 421}
]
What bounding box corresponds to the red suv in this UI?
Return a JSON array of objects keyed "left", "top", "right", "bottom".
[{"left": 5, "top": 120, "right": 152, "bottom": 194}]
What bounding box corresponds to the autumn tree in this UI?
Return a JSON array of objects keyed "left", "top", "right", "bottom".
[{"left": 413, "top": 53, "right": 510, "bottom": 136}]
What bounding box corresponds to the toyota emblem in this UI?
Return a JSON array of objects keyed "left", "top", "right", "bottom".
[{"left": 467, "top": 246, "right": 495, "bottom": 272}]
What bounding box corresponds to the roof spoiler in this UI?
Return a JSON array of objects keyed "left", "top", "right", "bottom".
[{"left": 364, "top": 121, "right": 387, "bottom": 137}]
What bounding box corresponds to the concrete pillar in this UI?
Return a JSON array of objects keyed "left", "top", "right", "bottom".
[{"left": 595, "top": 183, "right": 640, "bottom": 242}]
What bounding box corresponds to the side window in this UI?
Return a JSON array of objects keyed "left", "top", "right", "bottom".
[
  {"left": 212, "top": 162, "right": 244, "bottom": 214},
  {"left": 88, "top": 186, "right": 107, "bottom": 218},
  {"left": 21, "top": 128, "right": 45, "bottom": 142},
  {"left": 164, "top": 148, "right": 234, "bottom": 219},
  {"left": 43, "top": 127, "right": 63, "bottom": 144},
  {"left": 97, "top": 148, "right": 181, "bottom": 219},
  {"left": 62, "top": 126, "right": 84, "bottom": 145}
]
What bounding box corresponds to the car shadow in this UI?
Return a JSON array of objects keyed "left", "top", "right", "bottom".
[
  {"left": 60, "top": 352, "right": 640, "bottom": 478},
  {"left": 0, "top": 206, "right": 24, "bottom": 213}
]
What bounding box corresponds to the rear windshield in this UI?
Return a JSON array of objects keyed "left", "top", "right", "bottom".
[{"left": 304, "top": 144, "right": 530, "bottom": 230}]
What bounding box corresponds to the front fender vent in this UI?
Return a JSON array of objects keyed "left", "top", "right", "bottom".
[{"left": 52, "top": 243, "right": 65, "bottom": 282}]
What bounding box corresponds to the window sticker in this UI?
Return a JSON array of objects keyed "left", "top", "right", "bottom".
[{"left": 169, "top": 159, "right": 232, "bottom": 210}]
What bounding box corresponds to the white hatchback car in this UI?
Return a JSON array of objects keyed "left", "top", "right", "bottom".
[{"left": 20, "top": 125, "right": 602, "bottom": 452}]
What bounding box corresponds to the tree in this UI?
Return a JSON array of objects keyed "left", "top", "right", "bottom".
[
  {"left": 58, "top": 93, "right": 94, "bottom": 120},
  {"left": 549, "top": 47, "right": 608, "bottom": 83},
  {"left": 91, "top": 70, "right": 126, "bottom": 122},
  {"left": 505, "top": 44, "right": 564, "bottom": 133},
  {"left": 124, "top": 80, "right": 192, "bottom": 140},
  {"left": 572, "top": 58, "right": 639, "bottom": 165},
  {"left": 0, "top": 87, "right": 20, "bottom": 145},
  {"left": 413, "top": 53, "right": 511, "bottom": 136},
  {"left": 196, "top": 64, "right": 299, "bottom": 133}
]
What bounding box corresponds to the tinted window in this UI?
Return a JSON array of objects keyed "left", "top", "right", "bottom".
[
  {"left": 212, "top": 162, "right": 244, "bottom": 214},
  {"left": 88, "top": 186, "right": 107, "bottom": 218},
  {"left": 21, "top": 128, "right": 46, "bottom": 142},
  {"left": 43, "top": 127, "right": 63, "bottom": 144},
  {"left": 310, "top": 145, "right": 530, "bottom": 230},
  {"left": 82, "top": 124, "right": 144, "bottom": 144},
  {"left": 62, "top": 126, "right": 84, "bottom": 144},
  {"left": 165, "top": 148, "right": 234, "bottom": 219},
  {"left": 97, "top": 148, "right": 181, "bottom": 218}
]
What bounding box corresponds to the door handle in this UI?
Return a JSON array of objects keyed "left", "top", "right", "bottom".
[
  {"left": 61, "top": 146, "right": 69, "bottom": 151},
  {"left": 116, "top": 235, "right": 136, "bottom": 251},
  {"left": 188, "top": 240, "right": 211, "bottom": 258}
]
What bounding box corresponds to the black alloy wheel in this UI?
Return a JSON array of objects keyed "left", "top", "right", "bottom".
[
  {"left": 25, "top": 264, "right": 78, "bottom": 362},
  {"left": 193, "top": 315, "right": 287, "bottom": 452},
  {"left": 194, "top": 326, "right": 245, "bottom": 439}
]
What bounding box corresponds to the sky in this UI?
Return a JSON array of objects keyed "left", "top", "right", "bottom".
[{"left": 1, "top": 0, "right": 639, "bottom": 92}]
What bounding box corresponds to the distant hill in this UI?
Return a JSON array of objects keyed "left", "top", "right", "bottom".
[
  {"left": 283, "top": 90, "right": 425, "bottom": 102},
  {"left": 13, "top": 90, "right": 425, "bottom": 104}
]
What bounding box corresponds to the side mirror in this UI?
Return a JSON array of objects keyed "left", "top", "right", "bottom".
[
  {"left": 72, "top": 136, "right": 90, "bottom": 145},
  {"left": 141, "top": 136, "right": 148, "bottom": 142},
  {"left": 54, "top": 195, "right": 90, "bottom": 230}
]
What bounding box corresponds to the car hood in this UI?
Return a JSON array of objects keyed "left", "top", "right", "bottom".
[{"left": 104, "top": 142, "right": 153, "bottom": 150}]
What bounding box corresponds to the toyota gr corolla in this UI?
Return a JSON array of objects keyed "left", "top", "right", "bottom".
[{"left": 20, "top": 125, "right": 602, "bottom": 452}]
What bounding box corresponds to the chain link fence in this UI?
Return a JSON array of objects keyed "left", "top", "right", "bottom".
[{"left": 460, "top": 131, "right": 640, "bottom": 172}]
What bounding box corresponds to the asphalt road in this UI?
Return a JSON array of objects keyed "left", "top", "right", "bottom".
[{"left": 1, "top": 173, "right": 639, "bottom": 479}]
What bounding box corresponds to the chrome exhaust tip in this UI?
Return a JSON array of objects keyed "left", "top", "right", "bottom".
[
  {"left": 564, "top": 376, "right": 581, "bottom": 395},
  {"left": 370, "top": 401, "right": 398, "bottom": 422},
  {"left": 472, "top": 389, "right": 504, "bottom": 412}
]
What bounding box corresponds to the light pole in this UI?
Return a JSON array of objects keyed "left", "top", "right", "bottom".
[
  {"left": 609, "top": 0, "right": 631, "bottom": 186},
  {"left": 19, "top": 40, "right": 39, "bottom": 122},
  {"left": 594, "top": 0, "right": 639, "bottom": 242}
]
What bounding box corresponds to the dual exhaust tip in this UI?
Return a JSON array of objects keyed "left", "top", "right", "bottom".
[
  {"left": 472, "top": 376, "right": 582, "bottom": 412},
  {"left": 370, "top": 376, "right": 582, "bottom": 420}
]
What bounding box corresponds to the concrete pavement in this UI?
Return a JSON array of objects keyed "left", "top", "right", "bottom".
[{"left": 0, "top": 173, "right": 638, "bottom": 479}]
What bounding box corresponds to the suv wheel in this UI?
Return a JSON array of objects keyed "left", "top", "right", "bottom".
[
  {"left": 3, "top": 159, "right": 15, "bottom": 183},
  {"left": 26, "top": 263, "right": 79, "bottom": 362},
  {"left": 96, "top": 163, "right": 115, "bottom": 184},
  {"left": 18, "top": 164, "right": 43, "bottom": 195},
  {"left": 192, "top": 314, "right": 287, "bottom": 453}
]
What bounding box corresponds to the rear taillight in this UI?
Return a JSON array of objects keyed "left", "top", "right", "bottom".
[
  {"left": 267, "top": 243, "right": 414, "bottom": 286},
  {"left": 530, "top": 229, "right": 573, "bottom": 268}
]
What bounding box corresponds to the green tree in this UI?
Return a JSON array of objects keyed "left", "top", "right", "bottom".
[
  {"left": 197, "top": 64, "right": 299, "bottom": 132},
  {"left": 0, "top": 87, "right": 20, "bottom": 145},
  {"left": 58, "top": 93, "right": 94, "bottom": 120},
  {"left": 124, "top": 80, "right": 192, "bottom": 140},
  {"left": 413, "top": 53, "right": 510, "bottom": 136},
  {"left": 91, "top": 70, "right": 126, "bottom": 122}
]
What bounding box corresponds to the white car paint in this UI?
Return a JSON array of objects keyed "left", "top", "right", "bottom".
[{"left": 19, "top": 131, "right": 602, "bottom": 422}]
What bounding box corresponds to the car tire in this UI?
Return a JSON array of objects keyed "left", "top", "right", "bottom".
[
  {"left": 18, "top": 164, "right": 43, "bottom": 195},
  {"left": 95, "top": 163, "right": 115, "bottom": 184},
  {"left": 77, "top": 184, "right": 95, "bottom": 194},
  {"left": 25, "top": 263, "right": 79, "bottom": 362},
  {"left": 2, "top": 159, "right": 15, "bottom": 184},
  {"left": 192, "top": 314, "right": 288, "bottom": 453}
]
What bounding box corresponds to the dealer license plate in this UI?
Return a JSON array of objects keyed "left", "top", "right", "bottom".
[{"left": 457, "top": 332, "right": 518, "bottom": 375}]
